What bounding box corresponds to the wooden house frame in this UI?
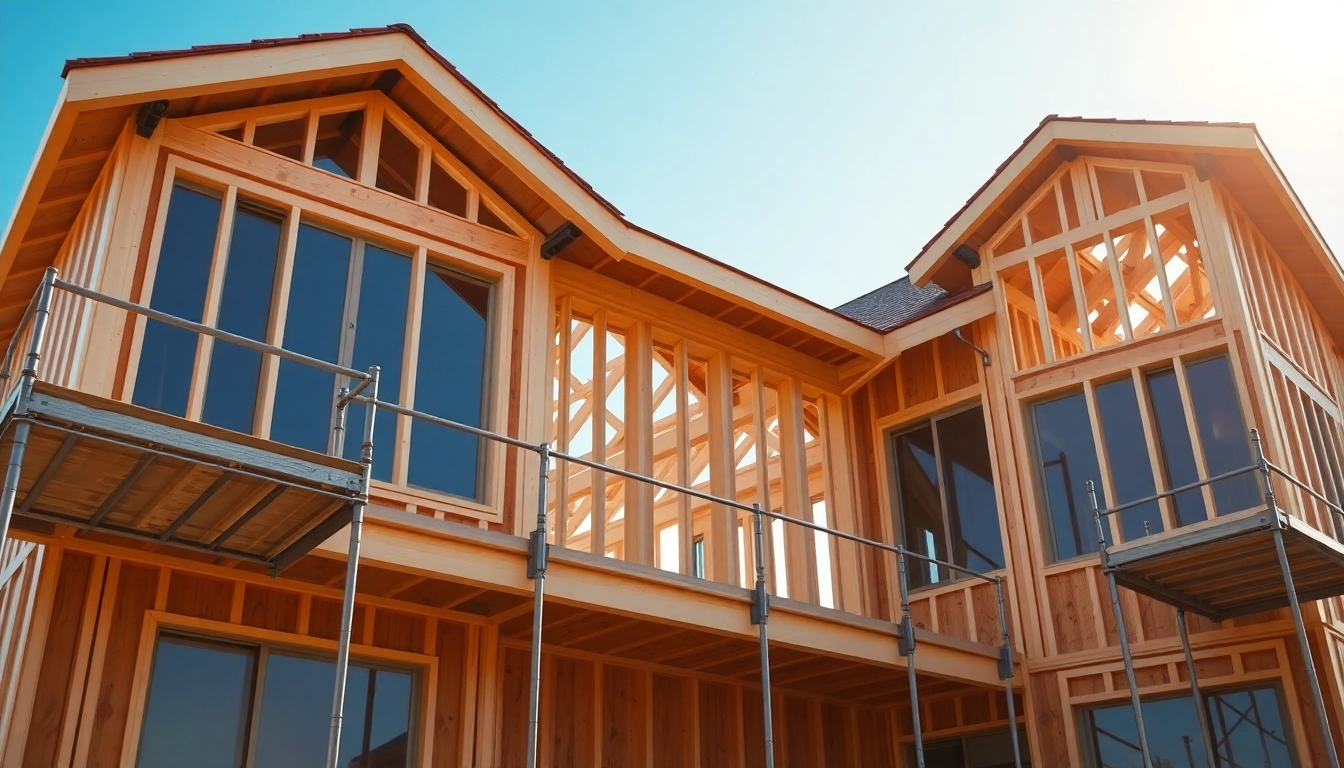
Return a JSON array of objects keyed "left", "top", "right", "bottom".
[{"left": 0, "top": 23, "right": 1339, "bottom": 768}]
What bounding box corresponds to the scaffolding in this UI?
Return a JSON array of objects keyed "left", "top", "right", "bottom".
[
  {"left": 0, "top": 269, "right": 1025, "bottom": 768},
  {"left": 1089, "top": 429, "right": 1344, "bottom": 768}
]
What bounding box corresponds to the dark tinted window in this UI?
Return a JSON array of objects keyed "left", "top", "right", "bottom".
[
  {"left": 1087, "top": 685, "right": 1292, "bottom": 768},
  {"left": 1033, "top": 391, "right": 1107, "bottom": 559},
  {"left": 1146, "top": 368, "right": 1208, "bottom": 526},
  {"left": 1186, "top": 355, "right": 1259, "bottom": 514},
  {"left": 908, "top": 728, "right": 1031, "bottom": 768},
  {"left": 201, "top": 205, "right": 283, "bottom": 434},
  {"left": 408, "top": 267, "right": 490, "bottom": 498},
  {"left": 313, "top": 111, "right": 363, "bottom": 179},
  {"left": 254, "top": 654, "right": 412, "bottom": 768},
  {"left": 1095, "top": 378, "right": 1163, "bottom": 540},
  {"left": 938, "top": 407, "right": 1003, "bottom": 573},
  {"left": 271, "top": 225, "right": 350, "bottom": 453},
  {"left": 136, "top": 638, "right": 254, "bottom": 768},
  {"left": 892, "top": 424, "right": 947, "bottom": 588},
  {"left": 133, "top": 185, "right": 221, "bottom": 416},
  {"left": 343, "top": 245, "right": 410, "bottom": 481}
]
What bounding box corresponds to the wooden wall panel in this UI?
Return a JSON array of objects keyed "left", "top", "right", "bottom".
[
  {"left": 740, "top": 688, "right": 767, "bottom": 768},
  {"left": 499, "top": 647, "right": 529, "bottom": 768},
  {"left": 601, "top": 664, "right": 646, "bottom": 768},
  {"left": 819, "top": 702, "right": 850, "bottom": 766},
  {"left": 1048, "top": 570, "right": 1099, "bottom": 654},
  {"left": 85, "top": 563, "right": 158, "bottom": 768},
  {"left": 855, "top": 708, "right": 894, "bottom": 768},
  {"left": 1026, "top": 671, "right": 1067, "bottom": 767},
  {"left": 549, "top": 655, "right": 596, "bottom": 768},
  {"left": 652, "top": 674, "right": 692, "bottom": 768},
  {"left": 433, "top": 621, "right": 468, "bottom": 768},
  {"left": 163, "top": 572, "right": 232, "bottom": 622},
  {"left": 699, "top": 680, "right": 738, "bottom": 768},
  {"left": 241, "top": 583, "right": 299, "bottom": 633},
  {"left": 782, "top": 696, "right": 812, "bottom": 768},
  {"left": 23, "top": 552, "right": 95, "bottom": 768}
]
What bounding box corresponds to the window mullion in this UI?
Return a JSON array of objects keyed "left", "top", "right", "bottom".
[
  {"left": 1172, "top": 357, "right": 1218, "bottom": 521},
  {"left": 255, "top": 206, "right": 300, "bottom": 439},
  {"left": 1131, "top": 368, "right": 1177, "bottom": 532},
  {"left": 392, "top": 247, "right": 427, "bottom": 485},
  {"left": 929, "top": 417, "right": 954, "bottom": 581},
  {"left": 186, "top": 186, "right": 238, "bottom": 422},
  {"left": 1083, "top": 380, "right": 1123, "bottom": 545}
]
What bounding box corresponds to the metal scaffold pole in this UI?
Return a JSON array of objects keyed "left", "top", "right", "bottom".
[
  {"left": 1175, "top": 608, "right": 1216, "bottom": 766},
  {"left": 750, "top": 503, "right": 775, "bottom": 768},
  {"left": 0, "top": 267, "right": 56, "bottom": 550},
  {"left": 326, "top": 366, "right": 379, "bottom": 768},
  {"left": 994, "top": 576, "right": 1023, "bottom": 768},
  {"left": 897, "top": 548, "right": 923, "bottom": 768},
  {"left": 525, "top": 444, "right": 551, "bottom": 768},
  {"left": 1089, "top": 480, "right": 1153, "bottom": 768},
  {"left": 1254, "top": 430, "right": 1341, "bottom": 768}
]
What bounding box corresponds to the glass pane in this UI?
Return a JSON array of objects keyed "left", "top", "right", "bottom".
[
  {"left": 1037, "top": 248, "right": 1085, "bottom": 361},
  {"left": 133, "top": 185, "right": 222, "bottom": 416},
  {"left": 1072, "top": 235, "right": 1125, "bottom": 349},
  {"left": 427, "top": 161, "right": 468, "bottom": 217},
  {"left": 313, "top": 111, "right": 363, "bottom": 179},
  {"left": 1153, "top": 205, "right": 1214, "bottom": 326},
  {"left": 1000, "top": 261, "right": 1044, "bottom": 370},
  {"left": 1186, "top": 356, "right": 1259, "bottom": 515},
  {"left": 1095, "top": 167, "right": 1141, "bottom": 217},
  {"left": 201, "top": 205, "right": 282, "bottom": 434},
  {"left": 1095, "top": 378, "right": 1163, "bottom": 541},
  {"left": 1033, "top": 392, "right": 1106, "bottom": 560},
  {"left": 254, "top": 654, "right": 412, "bottom": 768},
  {"left": 1207, "top": 687, "right": 1293, "bottom": 767},
  {"left": 1088, "top": 695, "right": 1207, "bottom": 768},
  {"left": 1110, "top": 218, "right": 1169, "bottom": 338},
  {"left": 892, "top": 425, "right": 947, "bottom": 588},
  {"left": 342, "top": 245, "right": 410, "bottom": 482},
  {"left": 375, "top": 118, "right": 419, "bottom": 200},
  {"left": 253, "top": 116, "right": 307, "bottom": 161},
  {"left": 136, "top": 637, "right": 254, "bottom": 768},
  {"left": 937, "top": 407, "right": 1003, "bottom": 572},
  {"left": 271, "top": 225, "right": 351, "bottom": 453},
  {"left": 407, "top": 267, "right": 490, "bottom": 498},
  {"left": 1146, "top": 369, "right": 1208, "bottom": 526}
]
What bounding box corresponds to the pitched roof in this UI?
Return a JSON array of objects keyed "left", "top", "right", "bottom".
[
  {"left": 64, "top": 24, "right": 626, "bottom": 220},
  {"left": 833, "top": 277, "right": 949, "bottom": 332}
]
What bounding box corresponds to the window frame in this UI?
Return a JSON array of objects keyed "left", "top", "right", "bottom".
[
  {"left": 885, "top": 400, "right": 1006, "bottom": 589},
  {"left": 122, "top": 155, "right": 517, "bottom": 522},
  {"left": 125, "top": 612, "right": 434, "bottom": 768},
  {"left": 1026, "top": 349, "right": 1258, "bottom": 563},
  {"left": 181, "top": 90, "right": 531, "bottom": 240},
  {"left": 1078, "top": 681, "right": 1298, "bottom": 768}
]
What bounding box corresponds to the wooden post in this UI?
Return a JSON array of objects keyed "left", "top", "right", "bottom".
[
  {"left": 706, "top": 352, "right": 739, "bottom": 585},
  {"left": 777, "top": 377, "right": 818, "bottom": 604},
  {"left": 624, "top": 321, "right": 655, "bottom": 566}
]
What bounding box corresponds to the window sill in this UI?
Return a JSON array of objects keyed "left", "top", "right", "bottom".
[{"left": 369, "top": 480, "right": 501, "bottom": 524}]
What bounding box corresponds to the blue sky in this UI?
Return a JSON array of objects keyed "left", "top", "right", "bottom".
[{"left": 2, "top": 1, "right": 1342, "bottom": 308}]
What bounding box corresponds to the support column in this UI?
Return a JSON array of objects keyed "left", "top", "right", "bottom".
[
  {"left": 525, "top": 445, "right": 551, "bottom": 768},
  {"left": 897, "top": 549, "right": 923, "bottom": 768},
  {"left": 0, "top": 268, "right": 57, "bottom": 550},
  {"left": 995, "top": 576, "right": 1023, "bottom": 768},
  {"left": 326, "top": 366, "right": 379, "bottom": 768},
  {"left": 1176, "top": 609, "right": 1216, "bottom": 766},
  {"left": 750, "top": 505, "right": 775, "bottom": 768}
]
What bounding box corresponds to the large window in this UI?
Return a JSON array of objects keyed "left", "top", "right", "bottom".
[
  {"left": 1031, "top": 353, "right": 1256, "bottom": 561},
  {"left": 1084, "top": 685, "right": 1294, "bottom": 768},
  {"left": 908, "top": 728, "right": 1031, "bottom": 768},
  {"left": 136, "top": 634, "right": 415, "bottom": 768},
  {"left": 133, "top": 184, "right": 494, "bottom": 502},
  {"left": 889, "top": 405, "right": 1004, "bottom": 589}
]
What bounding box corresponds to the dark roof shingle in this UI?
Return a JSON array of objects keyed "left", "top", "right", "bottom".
[{"left": 833, "top": 277, "right": 948, "bottom": 332}]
